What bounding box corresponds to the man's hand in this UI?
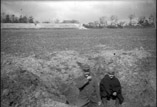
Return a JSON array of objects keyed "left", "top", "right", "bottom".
[
  {"left": 113, "top": 92, "right": 117, "bottom": 96},
  {"left": 87, "top": 76, "right": 92, "bottom": 80},
  {"left": 98, "top": 101, "right": 102, "bottom": 106}
]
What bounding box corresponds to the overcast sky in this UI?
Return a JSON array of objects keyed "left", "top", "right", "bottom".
[{"left": 1, "top": 0, "right": 156, "bottom": 23}]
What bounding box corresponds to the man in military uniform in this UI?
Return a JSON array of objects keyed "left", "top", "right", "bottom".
[{"left": 75, "top": 63, "right": 101, "bottom": 107}]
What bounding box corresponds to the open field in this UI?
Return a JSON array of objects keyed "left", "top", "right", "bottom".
[
  {"left": 1, "top": 28, "right": 156, "bottom": 107},
  {"left": 1, "top": 28, "right": 156, "bottom": 56}
]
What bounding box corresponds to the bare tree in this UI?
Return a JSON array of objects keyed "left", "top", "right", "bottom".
[
  {"left": 128, "top": 14, "right": 135, "bottom": 25},
  {"left": 110, "top": 15, "right": 118, "bottom": 26},
  {"left": 138, "top": 16, "right": 146, "bottom": 25},
  {"left": 10, "top": 15, "right": 15, "bottom": 23},
  {"left": 149, "top": 14, "right": 156, "bottom": 28},
  {"left": 1, "top": 12, "right": 6, "bottom": 23},
  {"left": 5, "top": 14, "right": 11, "bottom": 23},
  {"left": 99, "top": 16, "right": 107, "bottom": 26},
  {"left": 149, "top": 14, "right": 154, "bottom": 24},
  {"left": 28, "top": 16, "right": 34, "bottom": 23}
]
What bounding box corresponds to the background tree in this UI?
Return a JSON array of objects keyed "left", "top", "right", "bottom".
[
  {"left": 117, "top": 21, "right": 125, "bottom": 28},
  {"left": 99, "top": 16, "right": 107, "bottom": 26},
  {"left": 138, "top": 16, "right": 151, "bottom": 27},
  {"left": 14, "top": 16, "right": 19, "bottom": 23},
  {"left": 110, "top": 15, "right": 118, "bottom": 26},
  {"left": 28, "top": 16, "right": 34, "bottom": 23},
  {"left": 94, "top": 21, "right": 99, "bottom": 27},
  {"left": 19, "top": 15, "right": 23, "bottom": 23},
  {"left": 149, "top": 14, "right": 154, "bottom": 23},
  {"left": 1, "top": 12, "right": 37, "bottom": 23},
  {"left": 22, "top": 16, "right": 28, "bottom": 23},
  {"left": 10, "top": 15, "right": 15, "bottom": 23},
  {"left": 128, "top": 14, "right": 135, "bottom": 26},
  {"left": 1, "top": 12, "right": 6, "bottom": 23},
  {"left": 138, "top": 16, "right": 146, "bottom": 25},
  {"left": 148, "top": 14, "right": 156, "bottom": 28},
  {"left": 5, "top": 14, "right": 11, "bottom": 23}
]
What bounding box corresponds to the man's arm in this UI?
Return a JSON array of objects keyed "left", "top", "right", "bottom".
[
  {"left": 100, "top": 79, "right": 111, "bottom": 95},
  {"left": 75, "top": 76, "right": 89, "bottom": 91},
  {"left": 114, "top": 78, "right": 122, "bottom": 94}
]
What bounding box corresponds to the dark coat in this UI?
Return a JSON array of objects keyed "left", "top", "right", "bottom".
[{"left": 100, "top": 74, "right": 124, "bottom": 104}]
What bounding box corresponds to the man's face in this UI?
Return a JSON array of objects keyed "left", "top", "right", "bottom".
[
  {"left": 108, "top": 74, "right": 114, "bottom": 79},
  {"left": 84, "top": 72, "right": 90, "bottom": 77}
]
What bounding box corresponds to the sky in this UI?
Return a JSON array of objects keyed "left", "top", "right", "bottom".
[{"left": 1, "top": 0, "right": 156, "bottom": 23}]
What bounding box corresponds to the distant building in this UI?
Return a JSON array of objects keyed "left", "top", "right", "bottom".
[{"left": 62, "top": 20, "right": 79, "bottom": 24}]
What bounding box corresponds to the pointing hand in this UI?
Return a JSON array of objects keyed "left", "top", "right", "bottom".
[
  {"left": 113, "top": 92, "right": 117, "bottom": 96},
  {"left": 98, "top": 101, "right": 101, "bottom": 105},
  {"left": 87, "top": 76, "right": 92, "bottom": 80}
]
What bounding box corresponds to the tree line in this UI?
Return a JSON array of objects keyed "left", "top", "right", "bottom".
[
  {"left": 1, "top": 13, "right": 156, "bottom": 28},
  {"left": 1, "top": 13, "right": 34, "bottom": 23},
  {"left": 84, "top": 14, "right": 156, "bottom": 28},
  {"left": 98, "top": 14, "right": 156, "bottom": 28}
]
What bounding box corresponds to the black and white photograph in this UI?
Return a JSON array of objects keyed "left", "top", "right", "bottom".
[{"left": 1, "top": 0, "right": 156, "bottom": 107}]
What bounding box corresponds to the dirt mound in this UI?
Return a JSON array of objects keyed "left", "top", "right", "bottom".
[{"left": 1, "top": 47, "right": 156, "bottom": 107}]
